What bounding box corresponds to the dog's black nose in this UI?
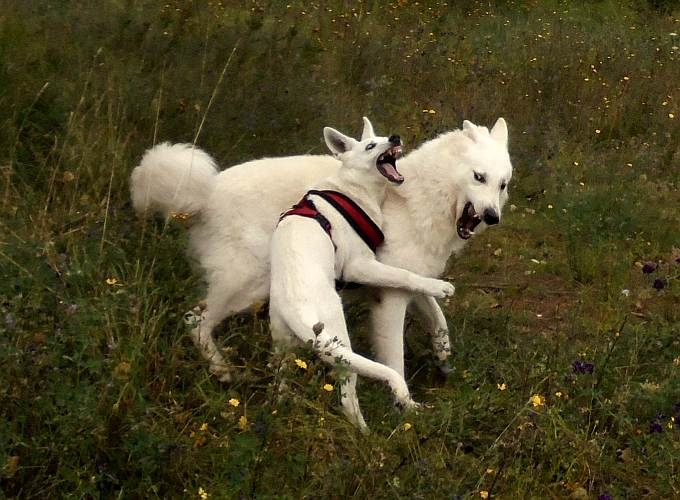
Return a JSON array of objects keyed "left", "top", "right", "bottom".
[
  {"left": 483, "top": 208, "right": 500, "bottom": 225},
  {"left": 388, "top": 135, "right": 401, "bottom": 146}
]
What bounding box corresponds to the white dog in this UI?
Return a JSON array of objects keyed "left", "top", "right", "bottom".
[
  {"left": 130, "top": 117, "right": 512, "bottom": 384},
  {"left": 269, "top": 122, "right": 455, "bottom": 428}
]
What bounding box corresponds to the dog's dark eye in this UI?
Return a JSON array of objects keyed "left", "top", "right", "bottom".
[
  {"left": 365, "top": 142, "right": 376, "bottom": 151},
  {"left": 500, "top": 182, "right": 507, "bottom": 190},
  {"left": 474, "top": 171, "right": 486, "bottom": 183}
]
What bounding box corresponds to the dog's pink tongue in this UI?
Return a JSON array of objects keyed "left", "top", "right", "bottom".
[{"left": 381, "top": 163, "right": 404, "bottom": 183}]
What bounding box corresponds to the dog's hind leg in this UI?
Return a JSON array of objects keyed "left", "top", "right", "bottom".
[
  {"left": 312, "top": 322, "right": 417, "bottom": 419},
  {"left": 268, "top": 313, "right": 298, "bottom": 400},
  {"left": 411, "top": 295, "right": 453, "bottom": 376},
  {"left": 339, "top": 372, "right": 367, "bottom": 431},
  {"left": 185, "top": 279, "right": 267, "bottom": 382},
  {"left": 184, "top": 306, "right": 233, "bottom": 382},
  {"left": 308, "top": 317, "right": 368, "bottom": 430}
]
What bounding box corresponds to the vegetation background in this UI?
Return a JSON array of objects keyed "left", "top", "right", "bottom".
[{"left": 1, "top": 0, "right": 679, "bottom": 498}]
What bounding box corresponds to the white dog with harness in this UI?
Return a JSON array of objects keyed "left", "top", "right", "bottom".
[{"left": 269, "top": 121, "right": 455, "bottom": 429}]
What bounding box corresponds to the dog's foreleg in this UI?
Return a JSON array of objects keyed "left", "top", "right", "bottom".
[
  {"left": 411, "top": 295, "right": 453, "bottom": 376},
  {"left": 342, "top": 258, "right": 455, "bottom": 298},
  {"left": 369, "top": 289, "right": 410, "bottom": 378}
]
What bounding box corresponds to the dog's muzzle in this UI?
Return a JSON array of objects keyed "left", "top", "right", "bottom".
[
  {"left": 376, "top": 136, "right": 404, "bottom": 184},
  {"left": 456, "top": 202, "right": 482, "bottom": 240}
]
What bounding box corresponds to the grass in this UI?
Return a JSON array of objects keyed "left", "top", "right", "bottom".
[{"left": 1, "top": 0, "right": 679, "bottom": 498}]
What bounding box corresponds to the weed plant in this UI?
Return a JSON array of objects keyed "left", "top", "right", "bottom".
[{"left": 1, "top": 1, "right": 679, "bottom": 498}]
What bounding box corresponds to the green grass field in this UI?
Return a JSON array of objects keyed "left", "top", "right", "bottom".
[{"left": 1, "top": 1, "right": 679, "bottom": 498}]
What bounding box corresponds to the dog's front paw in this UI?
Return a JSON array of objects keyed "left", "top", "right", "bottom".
[{"left": 423, "top": 279, "right": 455, "bottom": 298}]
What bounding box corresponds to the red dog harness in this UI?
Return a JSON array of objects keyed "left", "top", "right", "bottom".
[{"left": 279, "top": 189, "right": 384, "bottom": 253}]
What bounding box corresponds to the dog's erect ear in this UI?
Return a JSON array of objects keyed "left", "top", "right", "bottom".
[
  {"left": 360, "top": 116, "right": 375, "bottom": 140},
  {"left": 490, "top": 117, "right": 508, "bottom": 146},
  {"left": 462, "top": 120, "right": 483, "bottom": 143},
  {"left": 324, "top": 127, "right": 356, "bottom": 156}
]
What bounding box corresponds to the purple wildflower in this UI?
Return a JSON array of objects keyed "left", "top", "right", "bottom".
[
  {"left": 652, "top": 277, "right": 666, "bottom": 290},
  {"left": 641, "top": 262, "right": 657, "bottom": 274},
  {"left": 597, "top": 494, "right": 613, "bottom": 500},
  {"left": 572, "top": 360, "right": 594, "bottom": 374},
  {"left": 649, "top": 420, "right": 663, "bottom": 433},
  {"left": 649, "top": 413, "right": 666, "bottom": 434}
]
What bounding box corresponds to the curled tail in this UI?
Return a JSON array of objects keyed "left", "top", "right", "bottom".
[{"left": 130, "top": 142, "right": 219, "bottom": 219}]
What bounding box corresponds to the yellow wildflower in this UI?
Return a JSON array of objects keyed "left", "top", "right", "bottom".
[
  {"left": 105, "top": 277, "right": 118, "bottom": 286},
  {"left": 530, "top": 394, "right": 545, "bottom": 407},
  {"left": 199, "top": 422, "right": 209, "bottom": 432},
  {"left": 198, "top": 486, "right": 209, "bottom": 499},
  {"left": 228, "top": 398, "right": 240, "bottom": 407},
  {"left": 294, "top": 358, "right": 308, "bottom": 370},
  {"left": 497, "top": 383, "right": 507, "bottom": 391},
  {"left": 323, "top": 383, "right": 334, "bottom": 392},
  {"left": 480, "top": 491, "right": 489, "bottom": 499},
  {"left": 402, "top": 422, "right": 412, "bottom": 431},
  {"left": 238, "top": 415, "right": 248, "bottom": 430}
]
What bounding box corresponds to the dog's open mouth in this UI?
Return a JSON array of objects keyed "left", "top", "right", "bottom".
[
  {"left": 456, "top": 202, "right": 482, "bottom": 240},
  {"left": 377, "top": 145, "right": 404, "bottom": 184}
]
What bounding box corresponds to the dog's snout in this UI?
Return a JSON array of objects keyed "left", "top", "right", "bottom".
[
  {"left": 388, "top": 135, "right": 401, "bottom": 146},
  {"left": 483, "top": 208, "right": 500, "bottom": 226}
]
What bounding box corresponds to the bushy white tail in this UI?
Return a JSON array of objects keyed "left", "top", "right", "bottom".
[{"left": 130, "top": 142, "right": 219, "bottom": 218}]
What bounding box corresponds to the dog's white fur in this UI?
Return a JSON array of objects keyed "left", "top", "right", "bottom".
[
  {"left": 130, "top": 117, "right": 512, "bottom": 385},
  {"left": 269, "top": 122, "right": 455, "bottom": 428}
]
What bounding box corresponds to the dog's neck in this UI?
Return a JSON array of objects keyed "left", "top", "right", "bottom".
[
  {"left": 314, "top": 167, "right": 388, "bottom": 223},
  {"left": 379, "top": 132, "right": 469, "bottom": 272}
]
